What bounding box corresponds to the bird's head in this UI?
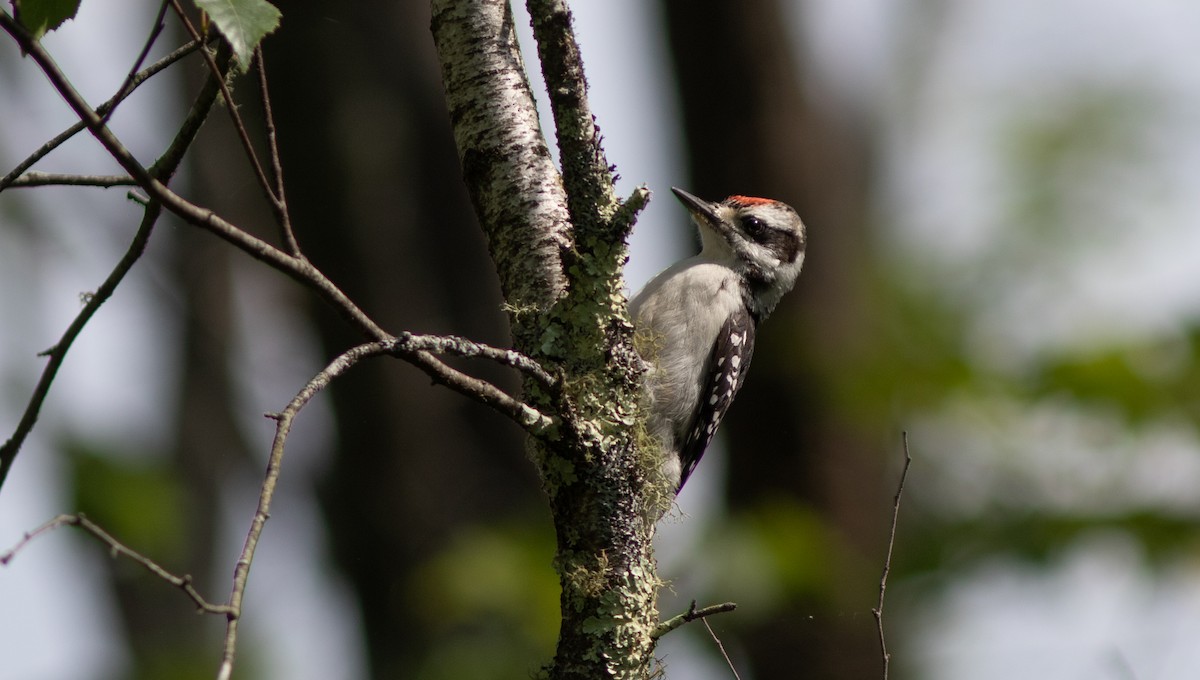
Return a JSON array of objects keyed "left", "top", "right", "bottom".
[{"left": 673, "top": 187, "right": 807, "bottom": 318}]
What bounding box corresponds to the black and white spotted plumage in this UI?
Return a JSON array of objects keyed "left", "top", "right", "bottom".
[
  {"left": 678, "top": 307, "right": 756, "bottom": 489},
  {"left": 630, "top": 188, "right": 806, "bottom": 494}
]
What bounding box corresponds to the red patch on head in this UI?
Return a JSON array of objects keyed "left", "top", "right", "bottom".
[{"left": 726, "top": 195, "right": 775, "bottom": 207}]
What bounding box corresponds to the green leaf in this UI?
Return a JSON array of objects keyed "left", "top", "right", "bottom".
[
  {"left": 12, "top": 0, "right": 81, "bottom": 40},
  {"left": 193, "top": 0, "right": 281, "bottom": 72}
]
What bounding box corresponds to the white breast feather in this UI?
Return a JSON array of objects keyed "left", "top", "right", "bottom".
[{"left": 629, "top": 258, "right": 744, "bottom": 483}]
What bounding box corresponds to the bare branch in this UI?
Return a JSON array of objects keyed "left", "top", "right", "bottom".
[
  {"left": 873, "top": 432, "right": 913, "bottom": 680},
  {"left": 98, "top": 0, "right": 170, "bottom": 127},
  {"left": 148, "top": 45, "right": 234, "bottom": 183},
  {"left": 214, "top": 334, "right": 553, "bottom": 678},
  {"left": 387, "top": 336, "right": 556, "bottom": 435},
  {"left": 702, "top": 617, "right": 743, "bottom": 680},
  {"left": 168, "top": 0, "right": 279, "bottom": 208},
  {"left": 392, "top": 331, "right": 556, "bottom": 389},
  {"left": 5, "top": 172, "right": 137, "bottom": 188},
  {"left": 218, "top": 341, "right": 391, "bottom": 680},
  {"left": 0, "top": 11, "right": 389, "bottom": 342},
  {"left": 173, "top": 199, "right": 386, "bottom": 340},
  {"left": 0, "top": 38, "right": 201, "bottom": 192},
  {"left": 0, "top": 43, "right": 235, "bottom": 493},
  {"left": 254, "top": 47, "right": 301, "bottom": 256},
  {"left": 1, "top": 514, "right": 232, "bottom": 615},
  {"left": 0, "top": 206, "right": 157, "bottom": 489},
  {"left": 651, "top": 600, "right": 738, "bottom": 640}
]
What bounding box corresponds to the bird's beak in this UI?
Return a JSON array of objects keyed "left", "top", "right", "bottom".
[{"left": 671, "top": 187, "right": 721, "bottom": 228}]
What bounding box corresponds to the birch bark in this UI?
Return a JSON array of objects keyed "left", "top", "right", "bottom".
[{"left": 431, "top": 1, "right": 661, "bottom": 676}]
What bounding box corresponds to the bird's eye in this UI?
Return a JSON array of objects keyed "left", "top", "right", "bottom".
[{"left": 740, "top": 215, "right": 767, "bottom": 238}]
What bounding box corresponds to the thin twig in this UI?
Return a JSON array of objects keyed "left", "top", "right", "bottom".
[
  {"left": 1, "top": 513, "right": 232, "bottom": 614},
  {"left": 702, "top": 617, "right": 742, "bottom": 680},
  {"left": 148, "top": 45, "right": 233, "bottom": 183},
  {"left": 0, "top": 38, "right": 201, "bottom": 192},
  {"left": 0, "top": 44, "right": 233, "bottom": 492},
  {"left": 0, "top": 11, "right": 390, "bottom": 342},
  {"left": 218, "top": 341, "right": 391, "bottom": 680},
  {"left": 253, "top": 47, "right": 300, "bottom": 256},
  {"left": 873, "top": 432, "right": 913, "bottom": 680},
  {"left": 97, "top": 0, "right": 170, "bottom": 127},
  {"left": 168, "top": 0, "right": 278, "bottom": 207},
  {"left": 5, "top": 172, "right": 138, "bottom": 188},
  {"left": 214, "top": 338, "right": 554, "bottom": 679},
  {"left": 0, "top": 206, "right": 158, "bottom": 489},
  {"left": 652, "top": 600, "right": 738, "bottom": 639}
]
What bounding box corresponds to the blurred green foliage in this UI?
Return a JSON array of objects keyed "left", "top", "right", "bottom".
[
  {"left": 874, "top": 79, "right": 1200, "bottom": 573},
  {"left": 68, "top": 442, "right": 187, "bottom": 566},
  {"left": 1033, "top": 333, "right": 1200, "bottom": 424},
  {"left": 902, "top": 512, "right": 1200, "bottom": 574},
  {"left": 408, "top": 520, "right": 559, "bottom": 679},
  {"left": 702, "top": 499, "right": 841, "bottom": 613}
]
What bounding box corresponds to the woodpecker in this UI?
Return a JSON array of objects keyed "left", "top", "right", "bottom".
[{"left": 630, "top": 187, "right": 807, "bottom": 493}]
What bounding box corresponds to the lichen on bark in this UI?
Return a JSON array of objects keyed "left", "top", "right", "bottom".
[{"left": 430, "top": 0, "right": 662, "bottom": 677}]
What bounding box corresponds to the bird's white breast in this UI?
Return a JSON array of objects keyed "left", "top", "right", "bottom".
[{"left": 629, "top": 258, "right": 744, "bottom": 444}]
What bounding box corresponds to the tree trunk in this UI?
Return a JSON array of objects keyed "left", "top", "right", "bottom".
[{"left": 432, "top": 1, "right": 660, "bottom": 677}]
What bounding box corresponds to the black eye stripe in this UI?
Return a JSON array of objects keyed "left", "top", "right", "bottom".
[
  {"left": 760, "top": 228, "right": 802, "bottom": 263},
  {"left": 770, "top": 230, "right": 802, "bottom": 263},
  {"left": 739, "top": 214, "right": 802, "bottom": 263}
]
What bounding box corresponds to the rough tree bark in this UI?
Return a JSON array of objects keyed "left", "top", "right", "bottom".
[{"left": 431, "top": 1, "right": 661, "bottom": 677}]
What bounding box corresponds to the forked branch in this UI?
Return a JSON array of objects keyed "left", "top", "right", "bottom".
[
  {"left": 97, "top": 0, "right": 171, "bottom": 127},
  {"left": 216, "top": 335, "right": 553, "bottom": 678},
  {"left": 386, "top": 333, "right": 557, "bottom": 434},
  {"left": 0, "top": 37, "right": 235, "bottom": 491},
  {"left": 218, "top": 341, "right": 391, "bottom": 680},
  {"left": 0, "top": 38, "right": 202, "bottom": 191},
  {"left": 168, "top": 0, "right": 279, "bottom": 211},
  {"left": 651, "top": 600, "right": 738, "bottom": 640},
  {"left": 0, "top": 9, "right": 387, "bottom": 341},
  {"left": 0, "top": 513, "right": 232, "bottom": 615}
]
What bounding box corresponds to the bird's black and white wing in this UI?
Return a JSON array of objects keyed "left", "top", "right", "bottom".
[{"left": 677, "top": 307, "right": 757, "bottom": 489}]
